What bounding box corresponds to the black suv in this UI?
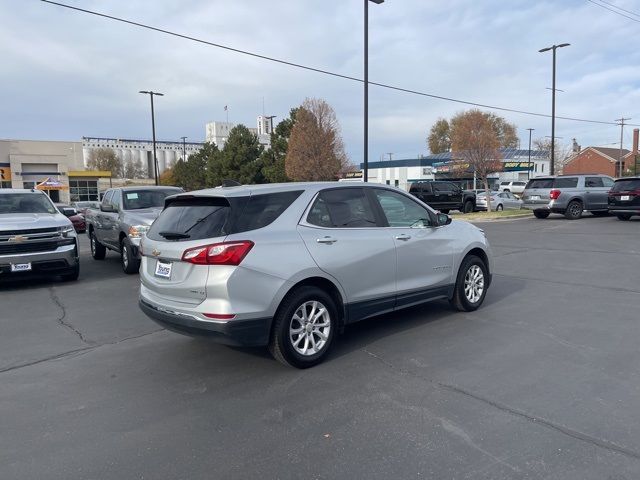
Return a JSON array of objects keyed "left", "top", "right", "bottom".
[
  {"left": 409, "top": 181, "right": 476, "bottom": 214},
  {"left": 608, "top": 177, "right": 640, "bottom": 221}
]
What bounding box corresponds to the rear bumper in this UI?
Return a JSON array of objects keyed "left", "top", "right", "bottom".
[
  {"left": 139, "top": 298, "right": 272, "bottom": 347},
  {"left": 0, "top": 244, "right": 78, "bottom": 277},
  {"left": 608, "top": 207, "right": 640, "bottom": 215}
]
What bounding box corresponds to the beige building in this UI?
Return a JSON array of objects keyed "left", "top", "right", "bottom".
[{"left": 0, "top": 139, "right": 110, "bottom": 204}]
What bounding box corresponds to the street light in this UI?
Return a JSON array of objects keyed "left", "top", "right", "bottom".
[
  {"left": 539, "top": 43, "right": 570, "bottom": 176},
  {"left": 139, "top": 90, "right": 164, "bottom": 185},
  {"left": 180, "top": 136, "right": 187, "bottom": 162},
  {"left": 364, "top": 0, "right": 384, "bottom": 182},
  {"left": 526, "top": 128, "right": 534, "bottom": 180}
]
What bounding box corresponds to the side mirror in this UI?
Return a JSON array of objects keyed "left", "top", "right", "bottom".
[
  {"left": 437, "top": 213, "right": 452, "bottom": 226},
  {"left": 100, "top": 204, "right": 114, "bottom": 213}
]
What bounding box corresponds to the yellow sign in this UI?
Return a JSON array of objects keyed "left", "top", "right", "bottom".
[
  {"left": 68, "top": 170, "right": 112, "bottom": 178},
  {"left": 0, "top": 166, "right": 11, "bottom": 181}
]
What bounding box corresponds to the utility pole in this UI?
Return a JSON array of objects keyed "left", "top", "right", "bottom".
[
  {"left": 139, "top": 90, "right": 164, "bottom": 185},
  {"left": 386, "top": 153, "right": 393, "bottom": 161},
  {"left": 615, "top": 117, "right": 631, "bottom": 177},
  {"left": 180, "top": 136, "right": 187, "bottom": 162},
  {"left": 364, "top": 0, "right": 384, "bottom": 182},
  {"left": 527, "top": 128, "right": 535, "bottom": 180}
]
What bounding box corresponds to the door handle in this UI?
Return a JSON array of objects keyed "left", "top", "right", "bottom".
[
  {"left": 316, "top": 236, "right": 337, "bottom": 244},
  {"left": 395, "top": 234, "right": 411, "bottom": 241}
]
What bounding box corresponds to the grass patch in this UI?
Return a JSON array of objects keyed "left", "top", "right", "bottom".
[{"left": 450, "top": 209, "right": 532, "bottom": 221}]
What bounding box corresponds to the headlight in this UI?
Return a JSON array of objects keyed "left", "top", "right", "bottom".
[
  {"left": 58, "top": 226, "right": 75, "bottom": 237},
  {"left": 128, "top": 225, "right": 150, "bottom": 238}
]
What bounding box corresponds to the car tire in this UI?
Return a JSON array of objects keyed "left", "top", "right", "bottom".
[
  {"left": 121, "top": 238, "right": 140, "bottom": 274},
  {"left": 564, "top": 200, "right": 583, "bottom": 220},
  {"left": 60, "top": 263, "right": 80, "bottom": 282},
  {"left": 89, "top": 230, "right": 106, "bottom": 260},
  {"left": 269, "top": 286, "right": 337, "bottom": 369},
  {"left": 533, "top": 210, "right": 550, "bottom": 219},
  {"left": 463, "top": 200, "right": 474, "bottom": 214},
  {"left": 450, "top": 255, "right": 489, "bottom": 312},
  {"left": 496, "top": 204, "right": 504, "bottom": 211},
  {"left": 617, "top": 214, "right": 632, "bottom": 221}
]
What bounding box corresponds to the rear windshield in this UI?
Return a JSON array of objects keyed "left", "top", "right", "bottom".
[
  {"left": 526, "top": 177, "right": 578, "bottom": 189},
  {"left": 146, "top": 191, "right": 302, "bottom": 242},
  {"left": 122, "top": 189, "right": 181, "bottom": 210},
  {"left": 0, "top": 193, "right": 57, "bottom": 214},
  {"left": 611, "top": 179, "right": 640, "bottom": 192}
]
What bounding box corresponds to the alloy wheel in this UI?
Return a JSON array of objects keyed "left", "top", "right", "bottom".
[
  {"left": 289, "top": 300, "right": 331, "bottom": 356},
  {"left": 464, "top": 265, "right": 485, "bottom": 304}
]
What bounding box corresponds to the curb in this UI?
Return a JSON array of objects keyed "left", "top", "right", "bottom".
[{"left": 464, "top": 213, "right": 533, "bottom": 223}]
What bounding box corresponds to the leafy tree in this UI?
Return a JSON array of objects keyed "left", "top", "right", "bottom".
[
  {"left": 486, "top": 113, "right": 518, "bottom": 149},
  {"left": 159, "top": 167, "right": 175, "bottom": 186},
  {"left": 208, "top": 125, "right": 264, "bottom": 186},
  {"left": 450, "top": 109, "right": 503, "bottom": 211},
  {"left": 285, "top": 98, "right": 348, "bottom": 181},
  {"left": 260, "top": 108, "right": 299, "bottom": 183},
  {"left": 87, "top": 148, "right": 122, "bottom": 178},
  {"left": 172, "top": 142, "right": 217, "bottom": 190},
  {"left": 123, "top": 158, "right": 147, "bottom": 179},
  {"left": 427, "top": 118, "right": 451, "bottom": 154}
]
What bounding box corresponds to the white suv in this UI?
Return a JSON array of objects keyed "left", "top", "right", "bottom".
[{"left": 498, "top": 181, "right": 527, "bottom": 195}]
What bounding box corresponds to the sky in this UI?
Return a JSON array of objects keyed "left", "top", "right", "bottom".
[{"left": 2, "top": 0, "right": 640, "bottom": 165}]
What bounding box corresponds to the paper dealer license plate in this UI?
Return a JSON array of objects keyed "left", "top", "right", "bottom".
[
  {"left": 11, "top": 263, "right": 32, "bottom": 273},
  {"left": 154, "top": 260, "right": 172, "bottom": 279},
  {"left": 621, "top": 195, "right": 630, "bottom": 201}
]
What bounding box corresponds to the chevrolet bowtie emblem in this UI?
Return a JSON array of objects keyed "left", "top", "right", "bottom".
[
  {"left": 152, "top": 248, "right": 161, "bottom": 257},
  {"left": 9, "top": 235, "right": 27, "bottom": 243}
]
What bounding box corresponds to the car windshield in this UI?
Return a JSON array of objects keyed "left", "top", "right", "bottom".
[
  {"left": 0, "top": 193, "right": 58, "bottom": 214},
  {"left": 611, "top": 179, "right": 640, "bottom": 192},
  {"left": 122, "top": 189, "right": 180, "bottom": 210}
]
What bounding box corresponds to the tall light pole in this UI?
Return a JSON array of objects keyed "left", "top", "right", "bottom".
[
  {"left": 180, "top": 136, "right": 187, "bottom": 162},
  {"left": 364, "top": 0, "right": 384, "bottom": 182},
  {"left": 615, "top": 117, "right": 631, "bottom": 177},
  {"left": 526, "top": 128, "right": 535, "bottom": 180},
  {"left": 139, "top": 90, "right": 164, "bottom": 185},
  {"left": 539, "top": 43, "right": 570, "bottom": 176}
]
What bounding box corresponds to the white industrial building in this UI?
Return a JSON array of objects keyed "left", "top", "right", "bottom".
[{"left": 205, "top": 115, "right": 275, "bottom": 149}]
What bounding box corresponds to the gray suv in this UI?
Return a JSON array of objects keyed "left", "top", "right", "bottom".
[
  {"left": 522, "top": 174, "right": 615, "bottom": 219},
  {"left": 138, "top": 183, "right": 493, "bottom": 368},
  {"left": 0, "top": 189, "right": 79, "bottom": 281}
]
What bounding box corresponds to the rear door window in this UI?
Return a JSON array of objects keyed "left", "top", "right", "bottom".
[
  {"left": 585, "top": 177, "right": 604, "bottom": 188},
  {"left": 307, "top": 188, "right": 377, "bottom": 228},
  {"left": 232, "top": 191, "right": 302, "bottom": 233},
  {"left": 553, "top": 177, "right": 579, "bottom": 188}
]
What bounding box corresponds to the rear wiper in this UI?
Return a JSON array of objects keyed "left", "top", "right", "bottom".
[{"left": 159, "top": 231, "right": 191, "bottom": 240}]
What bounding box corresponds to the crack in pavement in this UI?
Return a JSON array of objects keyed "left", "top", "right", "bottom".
[
  {"left": 362, "top": 348, "right": 640, "bottom": 462},
  {"left": 48, "top": 286, "right": 91, "bottom": 344},
  {"left": 0, "top": 329, "right": 164, "bottom": 374}
]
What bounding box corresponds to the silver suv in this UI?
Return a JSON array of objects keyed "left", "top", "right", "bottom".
[
  {"left": 0, "top": 189, "right": 79, "bottom": 281},
  {"left": 138, "top": 183, "right": 493, "bottom": 368},
  {"left": 522, "top": 174, "right": 615, "bottom": 219}
]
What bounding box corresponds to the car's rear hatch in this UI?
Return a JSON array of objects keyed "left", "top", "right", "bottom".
[
  {"left": 608, "top": 178, "right": 640, "bottom": 209},
  {"left": 140, "top": 195, "right": 233, "bottom": 305},
  {"left": 522, "top": 177, "right": 554, "bottom": 205}
]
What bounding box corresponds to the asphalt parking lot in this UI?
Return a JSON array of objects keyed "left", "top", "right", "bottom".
[{"left": 1, "top": 215, "right": 639, "bottom": 480}]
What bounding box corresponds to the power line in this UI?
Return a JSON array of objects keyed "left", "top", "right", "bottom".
[
  {"left": 594, "top": 0, "right": 640, "bottom": 18},
  {"left": 586, "top": 0, "right": 640, "bottom": 23},
  {"left": 39, "top": 0, "right": 639, "bottom": 127}
]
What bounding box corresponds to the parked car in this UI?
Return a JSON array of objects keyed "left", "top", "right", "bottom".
[
  {"left": 476, "top": 191, "right": 523, "bottom": 211},
  {"left": 498, "top": 181, "right": 527, "bottom": 195},
  {"left": 521, "top": 174, "right": 614, "bottom": 219},
  {"left": 608, "top": 176, "right": 640, "bottom": 220},
  {"left": 138, "top": 182, "right": 493, "bottom": 368},
  {"left": 408, "top": 180, "right": 476, "bottom": 213},
  {"left": 0, "top": 189, "right": 79, "bottom": 281},
  {"left": 56, "top": 205, "right": 86, "bottom": 233},
  {"left": 85, "top": 186, "right": 183, "bottom": 274},
  {"left": 71, "top": 201, "right": 100, "bottom": 216}
]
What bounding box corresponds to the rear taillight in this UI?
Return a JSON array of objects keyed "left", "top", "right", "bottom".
[
  {"left": 549, "top": 189, "right": 561, "bottom": 200},
  {"left": 182, "top": 241, "right": 254, "bottom": 265}
]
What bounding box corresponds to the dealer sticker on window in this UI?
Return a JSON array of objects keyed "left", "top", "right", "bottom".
[
  {"left": 154, "top": 260, "right": 172, "bottom": 279},
  {"left": 11, "top": 263, "right": 32, "bottom": 273}
]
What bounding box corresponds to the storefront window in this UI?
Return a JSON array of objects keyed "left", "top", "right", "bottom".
[
  {"left": 0, "top": 182, "right": 11, "bottom": 189},
  {"left": 69, "top": 179, "right": 99, "bottom": 202}
]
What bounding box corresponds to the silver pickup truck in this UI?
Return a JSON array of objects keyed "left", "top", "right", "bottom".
[
  {"left": 0, "top": 189, "right": 79, "bottom": 281},
  {"left": 85, "top": 186, "right": 182, "bottom": 274}
]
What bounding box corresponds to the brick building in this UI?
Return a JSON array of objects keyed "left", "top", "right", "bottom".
[{"left": 564, "top": 129, "right": 639, "bottom": 177}]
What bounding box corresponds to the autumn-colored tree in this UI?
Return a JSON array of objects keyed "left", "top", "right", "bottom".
[
  {"left": 533, "top": 137, "right": 570, "bottom": 173},
  {"left": 450, "top": 110, "right": 503, "bottom": 211},
  {"left": 87, "top": 148, "right": 122, "bottom": 178},
  {"left": 285, "top": 98, "right": 348, "bottom": 181},
  {"left": 159, "top": 167, "right": 175, "bottom": 186},
  {"left": 427, "top": 118, "right": 451, "bottom": 154}
]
